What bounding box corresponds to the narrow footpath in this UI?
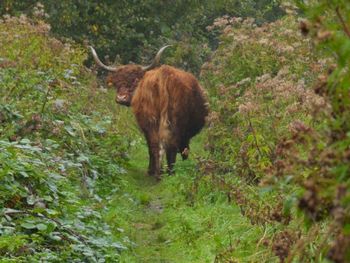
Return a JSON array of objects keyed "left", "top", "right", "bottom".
[{"left": 105, "top": 135, "right": 274, "bottom": 263}]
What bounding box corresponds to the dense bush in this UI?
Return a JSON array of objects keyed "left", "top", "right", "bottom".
[
  {"left": 202, "top": 13, "right": 327, "bottom": 180},
  {"left": 0, "top": 15, "right": 134, "bottom": 261},
  {"left": 295, "top": 1, "right": 350, "bottom": 261},
  {"left": 0, "top": 0, "right": 283, "bottom": 75},
  {"left": 200, "top": 11, "right": 334, "bottom": 261},
  {"left": 200, "top": 0, "right": 350, "bottom": 260}
]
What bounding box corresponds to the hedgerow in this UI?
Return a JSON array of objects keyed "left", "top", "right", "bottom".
[
  {"left": 200, "top": 10, "right": 334, "bottom": 261},
  {"left": 0, "top": 15, "right": 133, "bottom": 262},
  {"left": 295, "top": 1, "right": 350, "bottom": 261}
]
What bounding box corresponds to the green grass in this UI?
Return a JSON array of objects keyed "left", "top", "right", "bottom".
[{"left": 104, "top": 131, "right": 277, "bottom": 262}]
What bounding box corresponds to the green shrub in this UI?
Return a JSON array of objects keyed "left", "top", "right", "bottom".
[
  {"left": 294, "top": 0, "right": 350, "bottom": 261},
  {"left": 0, "top": 15, "right": 133, "bottom": 261},
  {"left": 0, "top": 1, "right": 283, "bottom": 75},
  {"left": 201, "top": 13, "right": 332, "bottom": 261}
]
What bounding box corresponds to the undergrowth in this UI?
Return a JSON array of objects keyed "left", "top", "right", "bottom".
[
  {"left": 2, "top": 2, "right": 350, "bottom": 262},
  {"left": 0, "top": 15, "right": 135, "bottom": 262},
  {"left": 200, "top": 13, "right": 333, "bottom": 262}
]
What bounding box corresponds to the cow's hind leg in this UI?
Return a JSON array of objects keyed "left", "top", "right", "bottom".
[
  {"left": 166, "top": 145, "right": 177, "bottom": 175},
  {"left": 144, "top": 135, "right": 154, "bottom": 176},
  {"left": 147, "top": 143, "right": 155, "bottom": 176},
  {"left": 180, "top": 138, "right": 190, "bottom": 160},
  {"left": 145, "top": 132, "right": 161, "bottom": 180},
  {"left": 150, "top": 142, "right": 161, "bottom": 180}
]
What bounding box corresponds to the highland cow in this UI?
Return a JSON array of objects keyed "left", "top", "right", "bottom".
[{"left": 89, "top": 45, "right": 208, "bottom": 179}]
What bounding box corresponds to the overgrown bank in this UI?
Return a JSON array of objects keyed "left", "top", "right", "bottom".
[
  {"left": 0, "top": 15, "right": 134, "bottom": 261},
  {"left": 200, "top": 6, "right": 350, "bottom": 262}
]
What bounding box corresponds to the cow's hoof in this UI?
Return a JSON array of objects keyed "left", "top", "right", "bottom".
[{"left": 181, "top": 147, "right": 189, "bottom": 160}]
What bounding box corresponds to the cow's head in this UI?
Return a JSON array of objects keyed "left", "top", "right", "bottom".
[{"left": 89, "top": 45, "right": 171, "bottom": 106}]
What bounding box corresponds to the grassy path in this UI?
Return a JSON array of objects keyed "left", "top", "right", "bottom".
[{"left": 104, "top": 135, "right": 275, "bottom": 262}]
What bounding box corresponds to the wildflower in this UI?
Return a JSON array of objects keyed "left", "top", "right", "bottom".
[
  {"left": 234, "top": 34, "right": 249, "bottom": 42},
  {"left": 304, "top": 91, "right": 326, "bottom": 112},
  {"left": 288, "top": 120, "right": 311, "bottom": 135},
  {"left": 243, "top": 17, "right": 255, "bottom": 27},
  {"left": 223, "top": 26, "right": 232, "bottom": 35},
  {"left": 36, "top": 20, "right": 51, "bottom": 33},
  {"left": 286, "top": 102, "right": 300, "bottom": 114},
  {"left": 258, "top": 38, "right": 269, "bottom": 45},
  {"left": 19, "top": 14, "right": 28, "bottom": 24},
  {"left": 277, "top": 67, "right": 290, "bottom": 78},
  {"left": 281, "top": 57, "right": 289, "bottom": 63},
  {"left": 206, "top": 25, "right": 214, "bottom": 32},
  {"left": 53, "top": 99, "right": 66, "bottom": 111},
  {"left": 206, "top": 112, "right": 220, "bottom": 128},
  {"left": 234, "top": 17, "right": 243, "bottom": 24},
  {"left": 317, "top": 30, "right": 332, "bottom": 41},
  {"left": 237, "top": 77, "right": 251, "bottom": 86},
  {"left": 256, "top": 74, "right": 271, "bottom": 83},
  {"left": 33, "top": 2, "right": 49, "bottom": 19},
  {"left": 281, "top": 46, "right": 295, "bottom": 53},
  {"left": 292, "top": 42, "right": 301, "bottom": 48},
  {"left": 238, "top": 102, "right": 256, "bottom": 115},
  {"left": 3, "top": 14, "right": 11, "bottom": 20}
]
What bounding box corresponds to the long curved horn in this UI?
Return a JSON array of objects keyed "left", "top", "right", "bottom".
[
  {"left": 142, "top": 45, "right": 172, "bottom": 71},
  {"left": 89, "top": 46, "right": 118, "bottom": 71}
]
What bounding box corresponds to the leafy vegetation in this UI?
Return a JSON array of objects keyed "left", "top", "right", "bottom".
[
  {"left": 199, "top": 11, "right": 331, "bottom": 262},
  {"left": 0, "top": 15, "right": 133, "bottom": 261},
  {"left": 0, "top": 1, "right": 283, "bottom": 74},
  {"left": 295, "top": 1, "right": 350, "bottom": 262},
  {"left": 1, "top": 0, "right": 350, "bottom": 262},
  {"left": 199, "top": 1, "right": 350, "bottom": 261}
]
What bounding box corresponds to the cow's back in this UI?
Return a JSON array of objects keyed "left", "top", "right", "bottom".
[
  {"left": 161, "top": 66, "right": 208, "bottom": 147},
  {"left": 132, "top": 65, "right": 208, "bottom": 149}
]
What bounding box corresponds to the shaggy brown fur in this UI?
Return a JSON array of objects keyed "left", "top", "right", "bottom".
[
  {"left": 100, "top": 60, "right": 208, "bottom": 179},
  {"left": 131, "top": 65, "right": 208, "bottom": 178}
]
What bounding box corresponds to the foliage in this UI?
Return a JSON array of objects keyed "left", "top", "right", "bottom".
[
  {"left": 0, "top": 15, "right": 134, "bottom": 261},
  {"left": 0, "top": 0, "right": 283, "bottom": 75},
  {"left": 294, "top": 1, "right": 350, "bottom": 262},
  {"left": 202, "top": 14, "right": 327, "bottom": 181},
  {"left": 201, "top": 12, "right": 335, "bottom": 262},
  {"left": 2, "top": 1, "right": 350, "bottom": 262}
]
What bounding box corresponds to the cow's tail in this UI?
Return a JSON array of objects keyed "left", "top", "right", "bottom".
[{"left": 158, "top": 72, "right": 171, "bottom": 147}]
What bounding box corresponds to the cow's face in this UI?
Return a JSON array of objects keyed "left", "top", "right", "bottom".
[
  {"left": 106, "top": 65, "right": 145, "bottom": 106},
  {"left": 89, "top": 45, "right": 171, "bottom": 106}
]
